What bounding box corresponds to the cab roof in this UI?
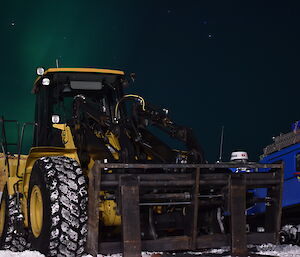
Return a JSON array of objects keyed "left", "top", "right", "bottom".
[
  {"left": 33, "top": 67, "right": 125, "bottom": 93},
  {"left": 43, "top": 68, "right": 125, "bottom": 76}
]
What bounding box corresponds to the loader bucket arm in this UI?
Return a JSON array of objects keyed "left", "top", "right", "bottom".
[{"left": 132, "top": 102, "right": 205, "bottom": 163}]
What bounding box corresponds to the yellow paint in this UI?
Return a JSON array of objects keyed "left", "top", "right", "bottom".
[
  {"left": 22, "top": 146, "right": 79, "bottom": 227},
  {"left": 34, "top": 68, "right": 124, "bottom": 85},
  {"left": 0, "top": 197, "right": 5, "bottom": 237},
  {"left": 0, "top": 153, "right": 28, "bottom": 227},
  {"left": 7, "top": 177, "right": 20, "bottom": 195},
  {"left": 53, "top": 124, "right": 77, "bottom": 149},
  {"left": 33, "top": 68, "right": 125, "bottom": 91},
  {"left": 153, "top": 206, "right": 162, "bottom": 214},
  {"left": 99, "top": 199, "right": 121, "bottom": 226},
  {"left": 105, "top": 132, "right": 121, "bottom": 160},
  {"left": 0, "top": 154, "right": 27, "bottom": 195},
  {"left": 0, "top": 122, "right": 124, "bottom": 231},
  {"left": 92, "top": 130, "right": 121, "bottom": 160},
  {"left": 0, "top": 160, "right": 6, "bottom": 194},
  {"left": 30, "top": 185, "right": 43, "bottom": 238},
  {"left": 106, "top": 132, "right": 121, "bottom": 151},
  {"left": 45, "top": 68, "right": 124, "bottom": 75}
]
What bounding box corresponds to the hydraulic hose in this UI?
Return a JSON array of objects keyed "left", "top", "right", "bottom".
[{"left": 114, "top": 94, "right": 145, "bottom": 120}]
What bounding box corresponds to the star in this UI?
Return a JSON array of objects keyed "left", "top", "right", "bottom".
[{"left": 11, "top": 22, "right": 15, "bottom": 26}]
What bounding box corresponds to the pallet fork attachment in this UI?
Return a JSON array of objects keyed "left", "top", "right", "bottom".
[{"left": 86, "top": 162, "right": 283, "bottom": 257}]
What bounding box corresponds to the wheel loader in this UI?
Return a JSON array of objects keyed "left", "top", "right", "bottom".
[{"left": 0, "top": 67, "right": 284, "bottom": 257}]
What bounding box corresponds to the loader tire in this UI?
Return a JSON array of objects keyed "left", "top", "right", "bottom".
[
  {"left": 28, "top": 156, "right": 88, "bottom": 257},
  {"left": 0, "top": 187, "right": 29, "bottom": 251}
]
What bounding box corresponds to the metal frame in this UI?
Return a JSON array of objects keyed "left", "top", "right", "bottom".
[
  {"left": 263, "top": 129, "right": 300, "bottom": 156},
  {"left": 0, "top": 118, "right": 20, "bottom": 177},
  {"left": 86, "top": 162, "right": 283, "bottom": 257}
]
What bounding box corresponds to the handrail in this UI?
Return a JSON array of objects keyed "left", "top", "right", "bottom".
[
  {"left": 0, "top": 118, "right": 20, "bottom": 154},
  {"left": 0, "top": 143, "right": 10, "bottom": 177},
  {"left": 16, "top": 122, "right": 38, "bottom": 178},
  {"left": 0, "top": 117, "right": 20, "bottom": 177}
]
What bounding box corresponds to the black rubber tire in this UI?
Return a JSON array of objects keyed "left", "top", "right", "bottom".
[
  {"left": 279, "top": 230, "right": 291, "bottom": 244},
  {"left": 0, "top": 186, "right": 29, "bottom": 251},
  {"left": 28, "top": 156, "right": 88, "bottom": 257}
]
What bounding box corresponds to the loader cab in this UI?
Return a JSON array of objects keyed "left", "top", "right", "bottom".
[{"left": 32, "top": 68, "right": 125, "bottom": 148}]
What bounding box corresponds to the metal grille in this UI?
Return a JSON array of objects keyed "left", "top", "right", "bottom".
[{"left": 263, "top": 130, "right": 300, "bottom": 157}]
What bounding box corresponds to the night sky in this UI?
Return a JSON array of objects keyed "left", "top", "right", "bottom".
[{"left": 1, "top": 1, "right": 300, "bottom": 162}]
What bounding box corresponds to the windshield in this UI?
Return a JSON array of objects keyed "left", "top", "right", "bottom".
[
  {"left": 34, "top": 71, "right": 125, "bottom": 147},
  {"left": 49, "top": 72, "right": 124, "bottom": 123},
  {"left": 52, "top": 93, "right": 112, "bottom": 124}
]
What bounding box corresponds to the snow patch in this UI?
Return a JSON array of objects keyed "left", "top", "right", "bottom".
[
  {"left": 256, "top": 243, "right": 300, "bottom": 256},
  {"left": 0, "top": 252, "right": 157, "bottom": 257},
  {"left": 0, "top": 250, "right": 45, "bottom": 257},
  {"left": 2, "top": 244, "right": 300, "bottom": 257}
]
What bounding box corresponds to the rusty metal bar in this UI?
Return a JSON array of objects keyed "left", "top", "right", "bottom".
[
  {"left": 190, "top": 167, "right": 200, "bottom": 249},
  {"left": 88, "top": 161, "right": 283, "bottom": 255},
  {"left": 196, "top": 234, "right": 229, "bottom": 249},
  {"left": 100, "top": 176, "right": 280, "bottom": 188},
  {"left": 120, "top": 175, "right": 141, "bottom": 257},
  {"left": 98, "top": 232, "right": 277, "bottom": 254},
  {"left": 95, "top": 163, "right": 282, "bottom": 169},
  {"left": 230, "top": 174, "right": 247, "bottom": 256},
  {"left": 139, "top": 201, "right": 191, "bottom": 206},
  {"left": 141, "top": 192, "right": 191, "bottom": 200},
  {"left": 99, "top": 236, "right": 191, "bottom": 254},
  {"left": 86, "top": 160, "right": 102, "bottom": 257},
  {"left": 134, "top": 180, "right": 195, "bottom": 187},
  {"left": 247, "top": 232, "right": 276, "bottom": 244},
  {"left": 265, "top": 165, "right": 284, "bottom": 243}
]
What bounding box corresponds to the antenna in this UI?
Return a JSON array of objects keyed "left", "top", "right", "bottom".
[
  {"left": 56, "top": 59, "right": 59, "bottom": 68},
  {"left": 218, "top": 126, "right": 224, "bottom": 162}
]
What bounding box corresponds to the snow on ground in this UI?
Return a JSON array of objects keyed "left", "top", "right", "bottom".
[
  {"left": 0, "top": 252, "right": 158, "bottom": 257},
  {"left": 0, "top": 250, "right": 45, "bottom": 257},
  {"left": 256, "top": 243, "right": 300, "bottom": 256},
  {"left": 0, "top": 251, "right": 155, "bottom": 257},
  {"left": 1, "top": 245, "right": 300, "bottom": 257}
]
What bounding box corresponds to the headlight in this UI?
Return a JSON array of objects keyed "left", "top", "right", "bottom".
[
  {"left": 51, "top": 115, "right": 60, "bottom": 124},
  {"left": 42, "top": 78, "right": 50, "bottom": 86},
  {"left": 36, "top": 67, "right": 45, "bottom": 76}
]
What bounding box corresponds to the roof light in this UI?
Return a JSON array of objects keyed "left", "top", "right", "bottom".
[
  {"left": 51, "top": 115, "right": 60, "bottom": 124},
  {"left": 36, "top": 67, "right": 45, "bottom": 76},
  {"left": 42, "top": 78, "right": 50, "bottom": 86}
]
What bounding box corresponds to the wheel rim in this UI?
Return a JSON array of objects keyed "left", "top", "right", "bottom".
[
  {"left": 0, "top": 198, "right": 5, "bottom": 237},
  {"left": 30, "top": 185, "right": 43, "bottom": 238}
]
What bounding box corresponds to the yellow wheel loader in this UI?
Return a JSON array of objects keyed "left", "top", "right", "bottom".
[
  {"left": 0, "top": 67, "right": 204, "bottom": 256},
  {"left": 0, "top": 67, "right": 283, "bottom": 257}
]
